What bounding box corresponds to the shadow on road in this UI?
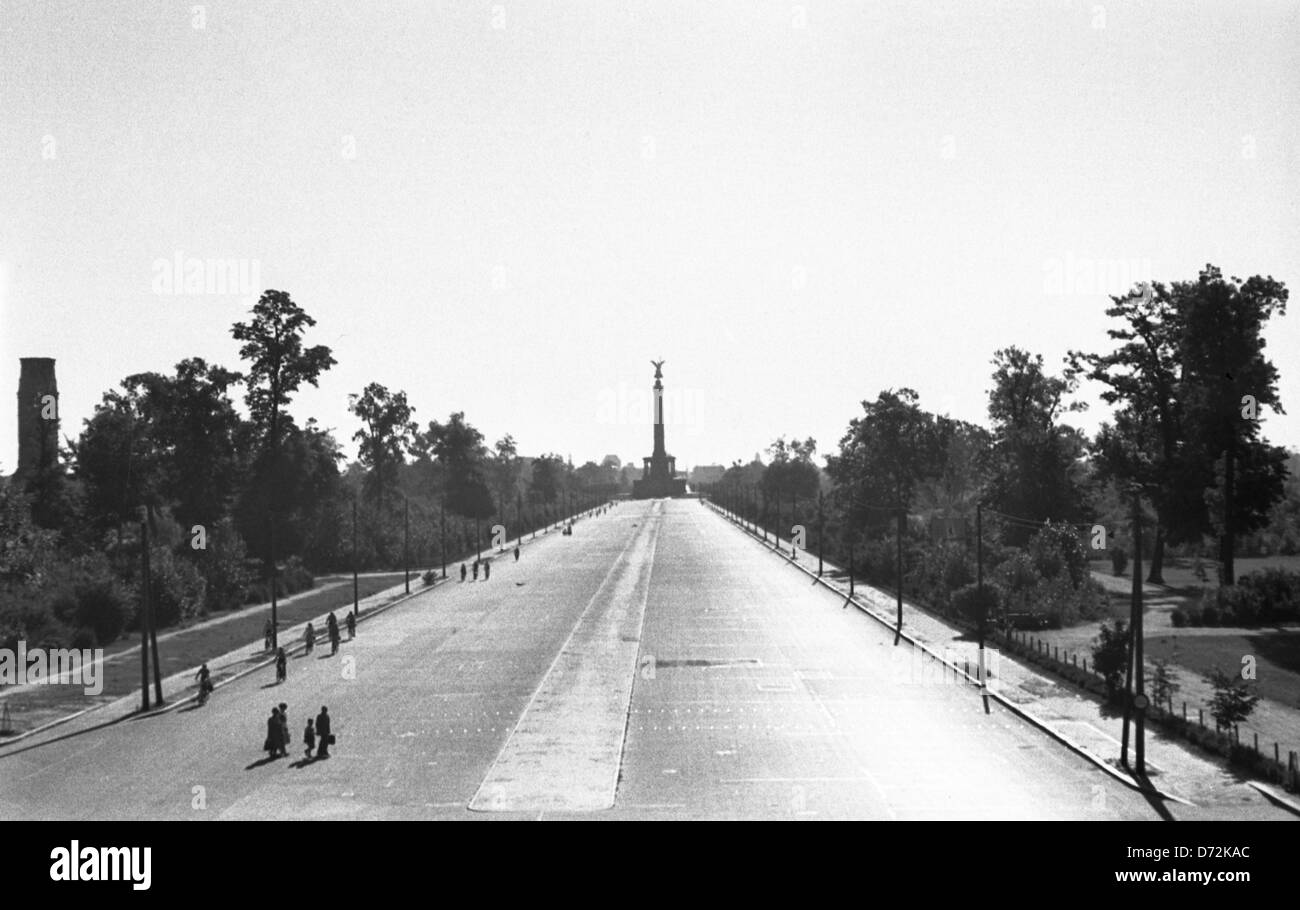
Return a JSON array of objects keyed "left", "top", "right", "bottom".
[{"left": 244, "top": 755, "right": 285, "bottom": 770}]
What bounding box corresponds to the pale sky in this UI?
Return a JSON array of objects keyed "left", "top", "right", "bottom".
[{"left": 3, "top": 0, "right": 1298, "bottom": 475}]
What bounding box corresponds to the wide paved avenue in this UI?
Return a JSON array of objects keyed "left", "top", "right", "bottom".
[{"left": 1, "top": 499, "right": 1177, "bottom": 820}]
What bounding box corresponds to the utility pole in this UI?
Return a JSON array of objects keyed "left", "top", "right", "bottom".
[
  {"left": 977, "top": 503, "right": 989, "bottom": 713},
  {"left": 895, "top": 508, "right": 904, "bottom": 645},
  {"left": 439, "top": 498, "right": 447, "bottom": 579},
  {"left": 268, "top": 513, "right": 277, "bottom": 650},
  {"left": 403, "top": 497, "right": 410, "bottom": 594},
  {"left": 352, "top": 497, "right": 359, "bottom": 617},
  {"left": 1132, "top": 491, "right": 1147, "bottom": 773},
  {"left": 139, "top": 509, "right": 151, "bottom": 711},
  {"left": 817, "top": 490, "right": 824, "bottom": 577}
]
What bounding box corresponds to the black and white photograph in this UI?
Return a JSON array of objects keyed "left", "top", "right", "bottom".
[{"left": 1, "top": 0, "right": 1297, "bottom": 889}]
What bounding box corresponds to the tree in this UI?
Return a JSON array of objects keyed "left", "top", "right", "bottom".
[
  {"left": 530, "top": 453, "right": 565, "bottom": 508},
  {"left": 490, "top": 435, "right": 522, "bottom": 521},
  {"left": 349, "top": 383, "right": 417, "bottom": 513},
  {"left": 827, "top": 389, "right": 938, "bottom": 532},
  {"left": 230, "top": 291, "right": 335, "bottom": 641},
  {"left": 71, "top": 387, "right": 163, "bottom": 543},
  {"left": 423, "top": 412, "right": 494, "bottom": 523},
  {"left": 1204, "top": 666, "right": 1260, "bottom": 733},
  {"left": 1149, "top": 657, "right": 1180, "bottom": 713},
  {"left": 1091, "top": 619, "right": 1129, "bottom": 700},
  {"left": 1177, "top": 267, "right": 1288, "bottom": 584},
  {"left": 986, "top": 347, "right": 1089, "bottom": 543},
  {"left": 1068, "top": 282, "right": 1185, "bottom": 582},
  {"left": 762, "top": 436, "right": 821, "bottom": 501},
  {"left": 231, "top": 290, "right": 336, "bottom": 455},
  {"left": 122, "top": 358, "right": 245, "bottom": 534}
]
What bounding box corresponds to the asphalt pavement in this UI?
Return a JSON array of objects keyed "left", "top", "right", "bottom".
[{"left": 0, "top": 499, "right": 1259, "bottom": 820}]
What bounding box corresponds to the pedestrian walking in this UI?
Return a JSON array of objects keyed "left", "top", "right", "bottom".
[
  {"left": 327, "top": 612, "right": 340, "bottom": 655},
  {"left": 304, "top": 622, "right": 316, "bottom": 655},
  {"left": 275, "top": 647, "right": 287, "bottom": 683},
  {"left": 346, "top": 611, "right": 355, "bottom": 640},
  {"left": 315, "top": 706, "right": 332, "bottom": 758},
  {"left": 303, "top": 718, "right": 316, "bottom": 760},
  {"left": 483, "top": 560, "right": 490, "bottom": 581},
  {"left": 460, "top": 563, "right": 467, "bottom": 582},
  {"left": 264, "top": 707, "right": 285, "bottom": 759},
  {"left": 513, "top": 546, "right": 520, "bottom": 562},
  {"left": 472, "top": 561, "right": 479, "bottom": 581},
  {"left": 278, "top": 703, "right": 290, "bottom": 756}
]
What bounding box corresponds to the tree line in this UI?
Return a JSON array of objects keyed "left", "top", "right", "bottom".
[
  {"left": 706, "top": 264, "right": 1296, "bottom": 627},
  {"left": 1, "top": 290, "right": 620, "bottom": 652}
]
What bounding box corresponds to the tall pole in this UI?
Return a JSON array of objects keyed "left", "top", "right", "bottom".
[
  {"left": 773, "top": 490, "right": 780, "bottom": 550},
  {"left": 148, "top": 520, "right": 163, "bottom": 706},
  {"left": 1121, "top": 490, "right": 1139, "bottom": 766},
  {"left": 817, "top": 490, "right": 824, "bottom": 576},
  {"left": 439, "top": 498, "right": 447, "bottom": 579},
  {"left": 139, "top": 511, "right": 150, "bottom": 711},
  {"left": 352, "top": 497, "right": 359, "bottom": 617},
  {"left": 977, "top": 503, "right": 989, "bottom": 712},
  {"left": 895, "top": 508, "right": 904, "bottom": 645},
  {"left": 1133, "top": 491, "right": 1146, "bottom": 774},
  {"left": 268, "top": 512, "right": 277, "bottom": 650},
  {"left": 403, "top": 497, "right": 410, "bottom": 594}
]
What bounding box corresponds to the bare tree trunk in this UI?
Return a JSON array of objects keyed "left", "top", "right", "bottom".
[{"left": 1146, "top": 525, "right": 1165, "bottom": 585}]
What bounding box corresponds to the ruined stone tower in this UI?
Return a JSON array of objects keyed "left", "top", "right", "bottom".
[{"left": 14, "top": 357, "right": 59, "bottom": 485}]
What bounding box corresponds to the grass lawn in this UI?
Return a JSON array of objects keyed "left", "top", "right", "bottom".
[
  {"left": 1146, "top": 631, "right": 1300, "bottom": 709},
  {"left": 1097, "top": 554, "right": 1300, "bottom": 594},
  {"left": 0, "top": 572, "right": 410, "bottom": 734}
]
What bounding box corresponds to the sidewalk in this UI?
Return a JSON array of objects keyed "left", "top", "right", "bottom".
[{"left": 708, "top": 502, "right": 1299, "bottom": 817}]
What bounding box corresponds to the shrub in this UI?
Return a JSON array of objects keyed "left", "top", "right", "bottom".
[
  {"left": 1091, "top": 619, "right": 1129, "bottom": 700},
  {"left": 1110, "top": 545, "right": 1128, "bottom": 576},
  {"left": 41, "top": 554, "right": 133, "bottom": 646},
  {"left": 1170, "top": 608, "right": 1188, "bottom": 628},
  {"left": 1239, "top": 568, "right": 1300, "bottom": 622},
  {"left": 422, "top": 569, "right": 438, "bottom": 587},
  {"left": 1029, "top": 521, "right": 1088, "bottom": 588},
  {"left": 1184, "top": 605, "right": 1204, "bottom": 626},
  {"left": 198, "top": 519, "right": 254, "bottom": 613},
  {"left": 146, "top": 548, "right": 207, "bottom": 629},
  {"left": 1201, "top": 605, "right": 1221, "bottom": 627},
  {"left": 951, "top": 582, "right": 1000, "bottom": 624},
  {"left": 279, "top": 556, "right": 315, "bottom": 597},
  {"left": 1204, "top": 666, "right": 1260, "bottom": 731}
]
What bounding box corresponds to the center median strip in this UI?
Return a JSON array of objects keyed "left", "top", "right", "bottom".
[{"left": 469, "top": 504, "right": 660, "bottom": 812}]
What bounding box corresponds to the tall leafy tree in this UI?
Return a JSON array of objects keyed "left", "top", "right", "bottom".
[
  {"left": 1175, "top": 266, "right": 1288, "bottom": 584},
  {"left": 122, "top": 358, "right": 245, "bottom": 534},
  {"left": 490, "top": 435, "right": 522, "bottom": 518},
  {"left": 231, "top": 290, "right": 336, "bottom": 457},
  {"left": 762, "top": 437, "right": 821, "bottom": 501},
  {"left": 827, "top": 388, "right": 938, "bottom": 532},
  {"left": 986, "top": 347, "right": 1089, "bottom": 543},
  {"left": 71, "top": 386, "right": 162, "bottom": 543},
  {"left": 423, "top": 412, "right": 494, "bottom": 523},
  {"left": 349, "top": 383, "right": 417, "bottom": 513}
]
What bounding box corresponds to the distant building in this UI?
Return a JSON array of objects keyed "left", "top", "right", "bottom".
[{"left": 689, "top": 464, "right": 725, "bottom": 486}]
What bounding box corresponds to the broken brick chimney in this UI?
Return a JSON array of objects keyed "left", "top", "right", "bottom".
[{"left": 15, "top": 357, "right": 59, "bottom": 485}]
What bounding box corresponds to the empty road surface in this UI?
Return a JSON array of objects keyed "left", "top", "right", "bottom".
[{"left": 0, "top": 499, "right": 1269, "bottom": 820}]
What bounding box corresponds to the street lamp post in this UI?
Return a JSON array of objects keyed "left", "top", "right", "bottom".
[{"left": 352, "top": 497, "right": 359, "bottom": 617}]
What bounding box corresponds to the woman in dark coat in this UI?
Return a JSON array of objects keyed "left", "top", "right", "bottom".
[
  {"left": 327, "top": 612, "right": 340, "bottom": 655},
  {"left": 315, "top": 706, "right": 331, "bottom": 758},
  {"left": 264, "top": 707, "right": 285, "bottom": 758}
]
